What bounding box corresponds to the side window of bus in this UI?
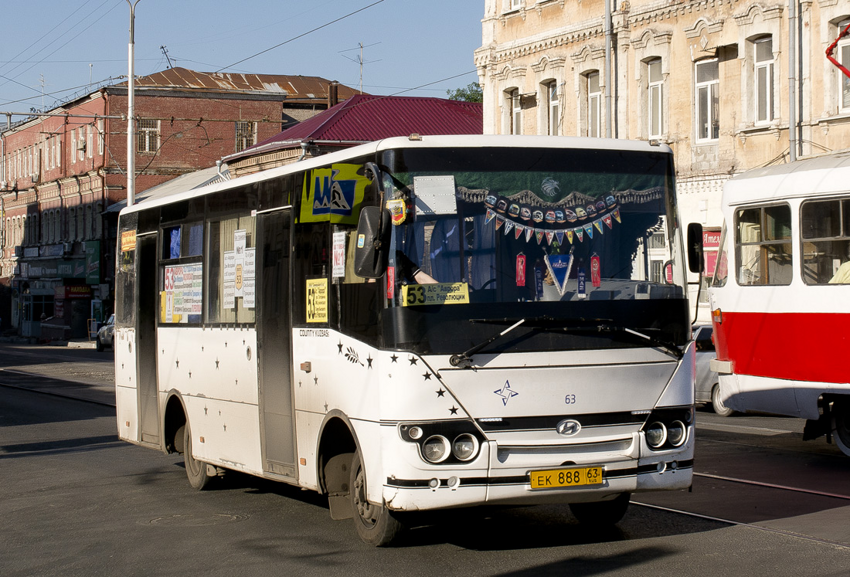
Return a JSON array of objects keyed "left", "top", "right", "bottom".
[
  {"left": 160, "top": 220, "right": 204, "bottom": 324},
  {"left": 336, "top": 226, "right": 381, "bottom": 345},
  {"left": 801, "top": 198, "right": 850, "bottom": 284},
  {"left": 735, "top": 204, "right": 792, "bottom": 286},
  {"left": 207, "top": 214, "right": 257, "bottom": 324},
  {"left": 292, "top": 223, "right": 329, "bottom": 326}
]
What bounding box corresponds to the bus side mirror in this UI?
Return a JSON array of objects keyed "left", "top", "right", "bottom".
[
  {"left": 687, "top": 222, "right": 705, "bottom": 274},
  {"left": 353, "top": 206, "right": 391, "bottom": 278}
]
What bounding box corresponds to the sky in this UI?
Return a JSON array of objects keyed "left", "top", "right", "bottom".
[{"left": 0, "top": 0, "right": 484, "bottom": 120}]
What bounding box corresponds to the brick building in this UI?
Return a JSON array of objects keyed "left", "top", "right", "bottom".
[
  {"left": 474, "top": 0, "right": 850, "bottom": 316},
  {"left": 0, "top": 67, "right": 357, "bottom": 338}
]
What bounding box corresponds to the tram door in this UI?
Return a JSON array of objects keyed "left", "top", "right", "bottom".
[
  {"left": 136, "top": 233, "right": 159, "bottom": 444},
  {"left": 257, "top": 210, "right": 295, "bottom": 477}
]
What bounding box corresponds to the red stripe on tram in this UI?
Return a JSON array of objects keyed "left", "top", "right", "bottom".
[{"left": 713, "top": 312, "right": 850, "bottom": 384}]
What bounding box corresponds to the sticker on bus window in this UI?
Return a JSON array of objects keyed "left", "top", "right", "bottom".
[
  {"left": 306, "top": 278, "right": 329, "bottom": 323},
  {"left": 402, "top": 282, "right": 469, "bottom": 307}
]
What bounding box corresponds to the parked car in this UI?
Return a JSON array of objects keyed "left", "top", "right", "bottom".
[
  {"left": 694, "top": 324, "right": 734, "bottom": 416},
  {"left": 96, "top": 314, "right": 114, "bottom": 352}
]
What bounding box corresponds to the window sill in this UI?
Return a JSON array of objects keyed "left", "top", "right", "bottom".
[{"left": 815, "top": 112, "right": 850, "bottom": 126}]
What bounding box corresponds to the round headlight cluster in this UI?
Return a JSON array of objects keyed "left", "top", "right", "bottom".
[
  {"left": 420, "top": 433, "right": 481, "bottom": 464},
  {"left": 643, "top": 413, "right": 690, "bottom": 450}
]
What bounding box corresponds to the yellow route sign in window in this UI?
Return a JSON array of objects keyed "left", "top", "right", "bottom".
[
  {"left": 306, "top": 278, "right": 328, "bottom": 323},
  {"left": 402, "top": 282, "right": 470, "bottom": 307}
]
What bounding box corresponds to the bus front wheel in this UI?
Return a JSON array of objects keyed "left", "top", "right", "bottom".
[
  {"left": 183, "top": 422, "right": 212, "bottom": 490},
  {"left": 350, "top": 451, "right": 403, "bottom": 546},
  {"left": 569, "top": 493, "right": 631, "bottom": 527},
  {"left": 833, "top": 400, "right": 850, "bottom": 457}
]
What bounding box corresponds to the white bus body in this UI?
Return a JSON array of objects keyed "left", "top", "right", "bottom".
[
  {"left": 115, "top": 135, "right": 696, "bottom": 545},
  {"left": 708, "top": 150, "right": 850, "bottom": 455}
]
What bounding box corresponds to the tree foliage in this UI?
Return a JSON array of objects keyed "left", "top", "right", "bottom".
[{"left": 446, "top": 82, "right": 483, "bottom": 103}]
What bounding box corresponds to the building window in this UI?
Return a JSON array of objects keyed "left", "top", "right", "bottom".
[
  {"left": 510, "top": 0, "right": 522, "bottom": 9},
  {"left": 839, "top": 19, "right": 850, "bottom": 113},
  {"left": 546, "top": 81, "right": 559, "bottom": 136},
  {"left": 97, "top": 119, "right": 104, "bottom": 155},
  {"left": 69, "top": 208, "right": 76, "bottom": 241},
  {"left": 648, "top": 58, "right": 664, "bottom": 138},
  {"left": 754, "top": 37, "right": 775, "bottom": 124},
  {"left": 55, "top": 136, "right": 60, "bottom": 168},
  {"left": 137, "top": 119, "right": 159, "bottom": 153},
  {"left": 77, "top": 207, "right": 84, "bottom": 241},
  {"left": 235, "top": 121, "right": 257, "bottom": 153},
  {"left": 508, "top": 89, "right": 522, "bottom": 135},
  {"left": 87, "top": 125, "right": 93, "bottom": 158},
  {"left": 695, "top": 59, "right": 719, "bottom": 141},
  {"left": 736, "top": 204, "right": 792, "bottom": 285},
  {"left": 586, "top": 71, "right": 601, "bottom": 138}
]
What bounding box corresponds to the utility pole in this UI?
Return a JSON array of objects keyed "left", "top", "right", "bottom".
[
  {"left": 126, "top": 0, "right": 141, "bottom": 207},
  {"left": 160, "top": 45, "right": 174, "bottom": 69}
]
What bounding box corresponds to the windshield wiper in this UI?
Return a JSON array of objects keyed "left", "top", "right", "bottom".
[
  {"left": 593, "top": 325, "right": 683, "bottom": 359},
  {"left": 450, "top": 319, "right": 526, "bottom": 368}
]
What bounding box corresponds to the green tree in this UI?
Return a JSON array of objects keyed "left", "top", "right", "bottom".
[{"left": 446, "top": 82, "right": 483, "bottom": 103}]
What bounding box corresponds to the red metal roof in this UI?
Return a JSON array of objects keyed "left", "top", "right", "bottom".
[{"left": 224, "top": 94, "right": 483, "bottom": 162}]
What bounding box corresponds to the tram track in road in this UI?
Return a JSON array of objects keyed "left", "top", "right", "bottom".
[
  {"left": 692, "top": 471, "right": 850, "bottom": 501},
  {"left": 631, "top": 500, "right": 850, "bottom": 550}
]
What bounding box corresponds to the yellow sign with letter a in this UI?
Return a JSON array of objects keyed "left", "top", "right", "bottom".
[{"left": 402, "top": 282, "right": 470, "bottom": 307}]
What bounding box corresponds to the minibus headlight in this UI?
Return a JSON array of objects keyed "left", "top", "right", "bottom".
[
  {"left": 645, "top": 422, "right": 667, "bottom": 448},
  {"left": 422, "top": 435, "right": 450, "bottom": 463},
  {"left": 408, "top": 426, "right": 423, "bottom": 440},
  {"left": 452, "top": 433, "right": 479, "bottom": 462},
  {"left": 667, "top": 420, "right": 687, "bottom": 447}
]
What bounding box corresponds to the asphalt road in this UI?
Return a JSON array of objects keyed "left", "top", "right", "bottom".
[{"left": 1, "top": 343, "right": 849, "bottom": 576}]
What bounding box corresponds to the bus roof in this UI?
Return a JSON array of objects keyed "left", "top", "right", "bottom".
[
  {"left": 724, "top": 148, "right": 850, "bottom": 207},
  {"left": 119, "top": 135, "right": 672, "bottom": 216}
]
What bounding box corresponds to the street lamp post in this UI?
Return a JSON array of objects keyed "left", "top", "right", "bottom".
[{"left": 126, "top": 0, "right": 140, "bottom": 207}]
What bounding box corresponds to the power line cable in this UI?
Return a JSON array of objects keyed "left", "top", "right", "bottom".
[{"left": 214, "top": 0, "right": 385, "bottom": 73}]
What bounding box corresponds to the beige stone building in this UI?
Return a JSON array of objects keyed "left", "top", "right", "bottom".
[{"left": 475, "top": 0, "right": 850, "bottom": 258}]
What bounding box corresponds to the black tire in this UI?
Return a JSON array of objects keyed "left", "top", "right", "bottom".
[
  {"left": 711, "top": 384, "right": 735, "bottom": 417},
  {"left": 183, "top": 422, "right": 212, "bottom": 490},
  {"left": 96, "top": 337, "right": 104, "bottom": 352},
  {"left": 350, "top": 451, "right": 403, "bottom": 546},
  {"left": 833, "top": 400, "right": 850, "bottom": 457},
  {"left": 569, "top": 493, "right": 631, "bottom": 527}
]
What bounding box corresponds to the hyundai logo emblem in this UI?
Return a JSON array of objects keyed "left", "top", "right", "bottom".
[{"left": 556, "top": 419, "right": 581, "bottom": 436}]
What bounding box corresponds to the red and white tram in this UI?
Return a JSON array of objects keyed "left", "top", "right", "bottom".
[{"left": 708, "top": 151, "right": 850, "bottom": 456}]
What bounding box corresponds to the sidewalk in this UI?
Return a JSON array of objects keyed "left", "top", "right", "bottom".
[{"left": 0, "top": 335, "right": 97, "bottom": 348}]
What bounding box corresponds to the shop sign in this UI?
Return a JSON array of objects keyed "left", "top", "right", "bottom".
[{"left": 54, "top": 285, "right": 92, "bottom": 299}]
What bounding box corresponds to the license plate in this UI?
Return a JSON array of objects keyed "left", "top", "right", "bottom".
[{"left": 529, "top": 466, "right": 604, "bottom": 489}]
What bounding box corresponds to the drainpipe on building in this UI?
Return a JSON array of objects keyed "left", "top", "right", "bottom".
[
  {"left": 604, "top": 0, "right": 613, "bottom": 139},
  {"left": 788, "top": 0, "right": 797, "bottom": 162}
]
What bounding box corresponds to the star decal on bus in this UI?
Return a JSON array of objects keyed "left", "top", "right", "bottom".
[
  {"left": 494, "top": 381, "right": 518, "bottom": 406},
  {"left": 409, "top": 356, "right": 418, "bottom": 366}
]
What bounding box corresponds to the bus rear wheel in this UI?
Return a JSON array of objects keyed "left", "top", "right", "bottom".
[
  {"left": 833, "top": 400, "right": 850, "bottom": 457},
  {"left": 350, "top": 451, "right": 403, "bottom": 546},
  {"left": 183, "top": 422, "right": 212, "bottom": 490},
  {"left": 569, "top": 493, "right": 631, "bottom": 527}
]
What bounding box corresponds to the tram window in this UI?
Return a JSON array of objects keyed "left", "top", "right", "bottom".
[
  {"left": 801, "top": 198, "right": 850, "bottom": 284},
  {"left": 735, "top": 204, "right": 792, "bottom": 286},
  {"left": 207, "top": 214, "right": 256, "bottom": 324}
]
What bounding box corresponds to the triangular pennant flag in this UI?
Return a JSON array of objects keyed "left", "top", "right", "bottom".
[
  {"left": 504, "top": 220, "right": 515, "bottom": 235},
  {"left": 566, "top": 230, "right": 574, "bottom": 244},
  {"left": 535, "top": 230, "right": 545, "bottom": 245},
  {"left": 495, "top": 216, "right": 505, "bottom": 231},
  {"left": 525, "top": 227, "right": 534, "bottom": 243},
  {"left": 575, "top": 229, "right": 584, "bottom": 242},
  {"left": 556, "top": 231, "right": 565, "bottom": 245},
  {"left": 603, "top": 214, "right": 613, "bottom": 229},
  {"left": 546, "top": 231, "right": 555, "bottom": 245},
  {"left": 612, "top": 208, "right": 621, "bottom": 223},
  {"left": 593, "top": 220, "right": 604, "bottom": 234},
  {"left": 485, "top": 209, "right": 496, "bottom": 225},
  {"left": 583, "top": 223, "right": 593, "bottom": 239},
  {"left": 514, "top": 224, "right": 525, "bottom": 240},
  {"left": 544, "top": 252, "right": 575, "bottom": 297}
]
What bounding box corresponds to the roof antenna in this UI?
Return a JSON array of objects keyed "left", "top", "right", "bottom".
[{"left": 160, "top": 45, "right": 174, "bottom": 69}]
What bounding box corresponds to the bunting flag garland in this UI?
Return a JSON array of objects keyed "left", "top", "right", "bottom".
[{"left": 482, "top": 192, "right": 628, "bottom": 247}]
